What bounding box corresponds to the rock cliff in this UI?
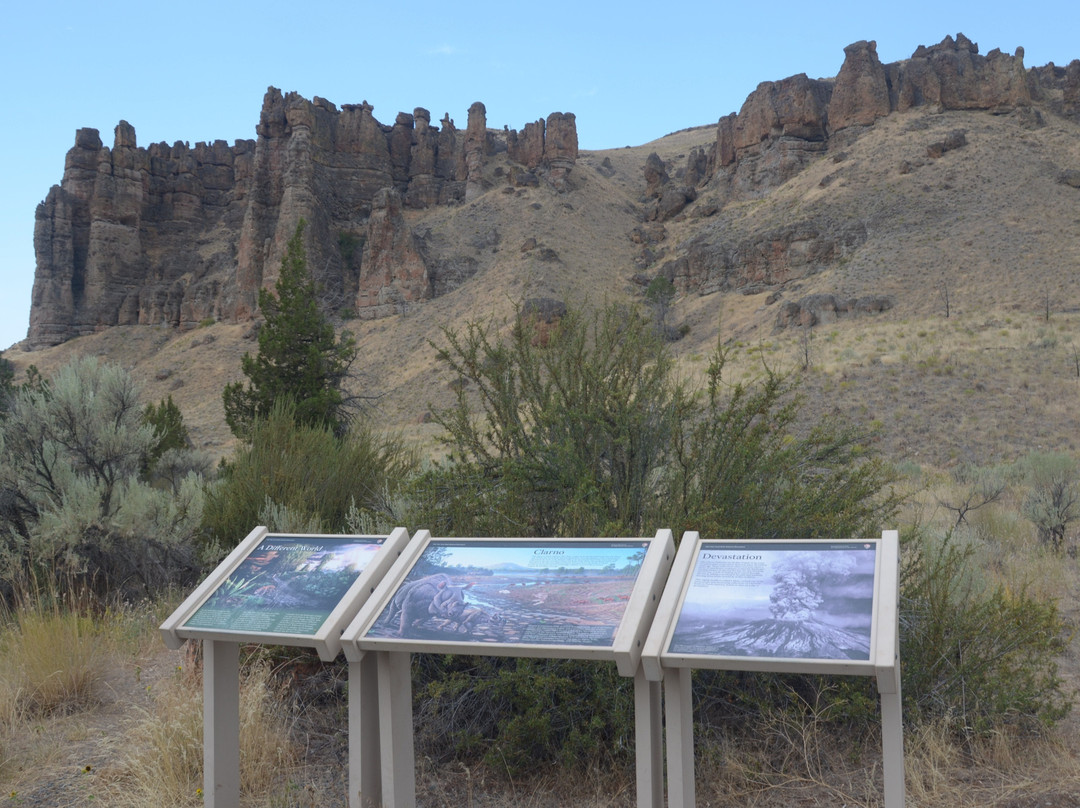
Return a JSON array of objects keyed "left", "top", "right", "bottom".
[
  {"left": 702, "top": 34, "right": 1046, "bottom": 200},
  {"left": 643, "top": 34, "right": 1079, "bottom": 301},
  {"left": 29, "top": 92, "right": 578, "bottom": 348},
  {"left": 27, "top": 33, "right": 1078, "bottom": 348}
]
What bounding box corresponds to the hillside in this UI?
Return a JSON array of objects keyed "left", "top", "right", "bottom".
[
  {"left": 3, "top": 32, "right": 1080, "bottom": 808},
  {"left": 6, "top": 33, "right": 1079, "bottom": 468},
  {"left": 10, "top": 101, "right": 1080, "bottom": 468}
]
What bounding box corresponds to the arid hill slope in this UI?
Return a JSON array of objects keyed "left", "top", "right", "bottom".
[{"left": 9, "top": 34, "right": 1080, "bottom": 468}]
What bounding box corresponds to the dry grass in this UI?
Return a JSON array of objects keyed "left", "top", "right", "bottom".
[
  {"left": 103, "top": 660, "right": 298, "bottom": 808},
  {"left": 0, "top": 559, "right": 1074, "bottom": 807},
  {"left": 0, "top": 596, "right": 110, "bottom": 719}
]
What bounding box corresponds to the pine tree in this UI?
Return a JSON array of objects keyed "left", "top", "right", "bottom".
[
  {"left": 223, "top": 221, "right": 358, "bottom": 439},
  {"left": 142, "top": 395, "right": 191, "bottom": 464}
]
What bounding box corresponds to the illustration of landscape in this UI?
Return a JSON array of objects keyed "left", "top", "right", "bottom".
[
  {"left": 668, "top": 542, "right": 877, "bottom": 661},
  {"left": 183, "top": 536, "right": 385, "bottom": 637},
  {"left": 365, "top": 541, "right": 649, "bottom": 646}
]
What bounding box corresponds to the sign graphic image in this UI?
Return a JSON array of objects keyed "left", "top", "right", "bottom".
[
  {"left": 365, "top": 541, "right": 648, "bottom": 647},
  {"left": 668, "top": 541, "right": 877, "bottom": 660},
  {"left": 183, "top": 536, "right": 385, "bottom": 637}
]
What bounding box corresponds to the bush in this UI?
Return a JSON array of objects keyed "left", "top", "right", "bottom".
[
  {"left": 403, "top": 302, "right": 904, "bottom": 778},
  {"left": 417, "top": 304, "right": 899, "bottom": 541},
  {"left": 202, "top": 400, "right": 417, "bottom": 549},
  {"left": 414, "top": 655, "right": 635, "bottom": 776},
  {"left": 900, "top": 528, "right": 1070, "bottom": 733},
  {"left": 0, "top": 357, "right": 205, "bottom": 596},
  {"left": 1021, "top": 451, "right": 1080, "bottom": 551},
  {"left": 223, "top": 220, "right": 359, "bottom": 439},
  {"left": 142, "top": 395, "right": 191, "bottom": 468},
  {"left": 422, "top": 303, "right": 681, "bottom": 537}
]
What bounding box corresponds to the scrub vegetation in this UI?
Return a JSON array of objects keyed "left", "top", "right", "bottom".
[{"left": 0, "top": 262, "right": 1077, "bottom": 804}]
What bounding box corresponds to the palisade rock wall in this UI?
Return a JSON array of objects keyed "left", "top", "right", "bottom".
[
  {"left": 28, "top": 34, "right": 1079, "bottom": 348},
  {"left": 648, "top": 34, "right": 1079, "bottom": 298},
  {"left": 28, "top": 90, "right": 578, "bottom": 349},
  {"left": 703, "top": 34, "right": 1042, "bottom": 198}
]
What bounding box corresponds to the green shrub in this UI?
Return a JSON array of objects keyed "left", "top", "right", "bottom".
[
  {"left": 404, "top": 302, "right": 905, "bottom": 777},
  {"left": 413, "top": 655, "right": 635, "bottom": 776},
  {"left": 1021, "top": 451, "right": 1080, "bottom": 551},
  {"left": 202, "top": 400, "right": 417, "bottom": 549},
  {"left": 420, "top": 303, "right": 899, "bottom": 540},
  {"left": 142, "top": 395, "right": 191, "bottom": 466},
  {"left": 900, "top": 529, "right": 1070, "bottom": 734},
  {"left": 0, "top": 357, "right": 205, "bottom": 596},
  {"left": 223, "top": 220, "right": 359, "bottom": 440}
]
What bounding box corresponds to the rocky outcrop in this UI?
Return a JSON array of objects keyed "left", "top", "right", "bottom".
[
  {"left": 506, "top": 111, "right": 579, "bottom": 190},
  {"left": 894, "top": 35, "right": 1031, "bottom": 112},
  {"left": 31, "top": 124, "right": 255, "bottom": 346},
  {"left": 646, "top": 34, "right": 1066, "bottom": 300},
  {"left": 774, "top": 294, "right": 894, "bottom": 329},
  {"left": 355, "top": 188, "right": 430, "bottom": 318},
  {"left": 926, "top": 129, "right": 968, "bottom": 158},
  {"left": 29, "top": 91, "right": 578, "bottom": 348},
  {"left": 659, "top": 220, "right": 868, "bottom": 296},
  {"left": 829, "top": 40, "right": 892, "bottom": 130},
  {"left": 1065, "top": 60, "right": 1080, "bottom": 118},
  {"left": 700, "top": 34, "right": 1040, "bottom": 197}
]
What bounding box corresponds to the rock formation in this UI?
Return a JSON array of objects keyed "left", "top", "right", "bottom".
[
  {"left": 28, "top": 91, "right": 579, "bottom": 348},
  {"left": 647, "top": 33, "right": 1074, "bottom": 299},
  {"left": 27, "top": 33, "right": 1077, "bottom": 348},
  {"left": 700, "top": 34, "right": 1043, "bottom": 197}
]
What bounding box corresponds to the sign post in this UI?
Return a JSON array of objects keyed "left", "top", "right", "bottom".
[
  {"left": 341, "top": 530, "right": 675, "bottom": 808},
  {"left": 642, "top": 530, "right": 903, "bottom": 808},
  {"left": 161, "top": 527, "right": 411, "bottom": 808},
  {"left": 203, "top": 639, "right": 240, "bottom": 808}
]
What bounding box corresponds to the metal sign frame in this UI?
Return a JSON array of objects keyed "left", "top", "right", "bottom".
[
  {"left": 340, "top": 529, "right": 676, "bottom": 808},
  {"left": 641, "top": 530, "right": 903, "bottom": 808}
]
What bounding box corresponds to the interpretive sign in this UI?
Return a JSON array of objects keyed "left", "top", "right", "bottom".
[
  {"left": 161, "top": 525, "right": 413, "bottom": 808},
  {"left": 667, "top": 540, "right": 877, "bottom": 661},
  {"left": 641, "top": 531, "right": 903, "bottom": 808},
  {"left": 185, "top": 535, "right": 386, "bottom": 635},
  {"left": 161, "top": 526, "right": 411, "bottom": 662},
  {"left": 341, "top": 530, "right": 675, "bottom": 808},
  {"left": 346, "top": 533, "right": 673, "bottom": 670}
]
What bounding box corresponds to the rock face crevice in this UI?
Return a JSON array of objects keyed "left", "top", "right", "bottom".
[{"left": 29, "top": 91, "right": 579, "bottom": 349}]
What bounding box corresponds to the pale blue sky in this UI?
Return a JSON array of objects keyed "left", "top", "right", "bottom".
[{"left": 2, "top": 1, "right": 1077, "bottom": 352}]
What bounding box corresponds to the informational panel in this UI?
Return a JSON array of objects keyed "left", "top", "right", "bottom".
[
  {"left": 161, "top": 526, "right": 411, "bottom": 661},
  {"left": 641, "top": 531, "right": 903, "bottom": 808},
  {"left": 344, "top": 531, "right": 674, "bottom": 675},
  {"left": 341, "top": 530, "right": 675, "bottom": 808},
  {"left": 669, "top": 540, "right": 877, "bottom": 660},
  {"left": 644, "top": 537, "right": 887, "bottom": 678},
  {"left": 160, "top": 526, "right": 413, "bottom": 808}
]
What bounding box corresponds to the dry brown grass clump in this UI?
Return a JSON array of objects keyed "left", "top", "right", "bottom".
[
  {"left": 104, "top": 658, "right": 299, "bottom": 808},
  {"left": 0, "top": 594, "right": 110, "bottom": 719}
]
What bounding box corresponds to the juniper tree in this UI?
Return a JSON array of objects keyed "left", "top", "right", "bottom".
[
  {"left": 142, "top": 395, "right": 190, "bottom": 464},
  {"left": 0, "top": 352, "right": 14, "bottom": 414},
  {"left": 223, "top": 220, "right": 358, "bottom": 439}
]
